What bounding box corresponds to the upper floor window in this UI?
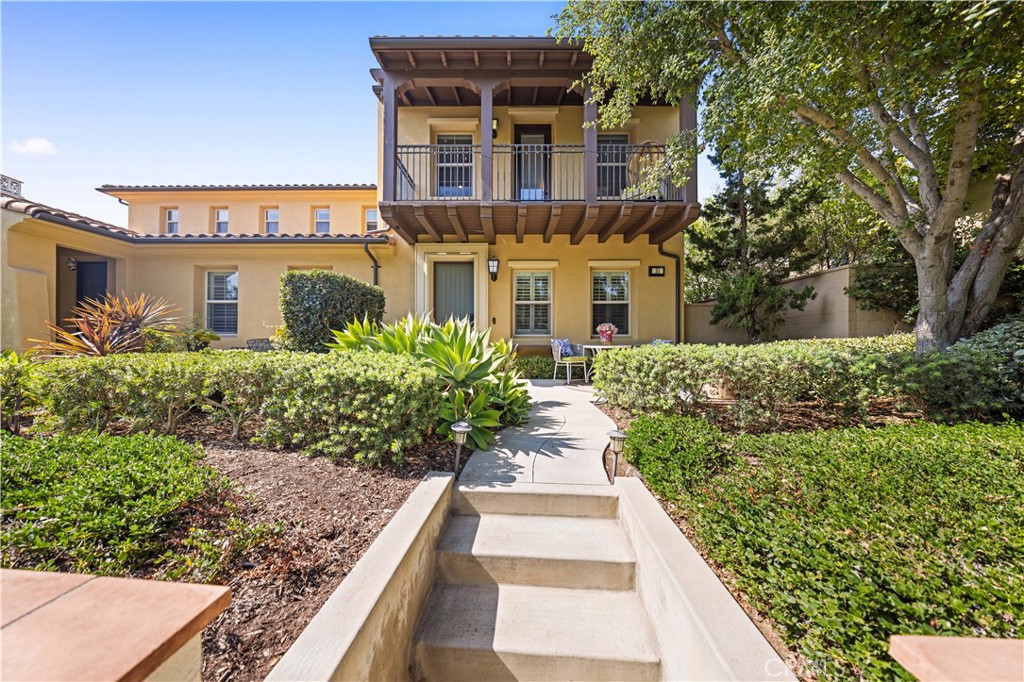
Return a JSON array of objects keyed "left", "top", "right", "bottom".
[
  {"left": 592, "top": 270, "right": 630, "bottom": 335},
  {"left": 264, "top": 208, "right": 280, "bottom": 234},
  {"left": 165, "top": 208, "right": 179, "bottom": 234},
  {"left": 365, "top": 207, "right": 379, "bottom": 232},
  {"left": 436, "top": 133, "right": 474, "bottom": 198},
  {"left": 314, "top": 208, "right": 331, "bottom": 233},
  {"left": 214, "top": 208, "right": 229, "bottom": 234},
  {"left": 598, "top": 133, "right": 630, "bottom": 199}
]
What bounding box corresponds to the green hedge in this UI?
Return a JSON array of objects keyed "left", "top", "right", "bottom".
[
  {"left": 625, "top": 417, "right": 1024, "bottom": 680},
  {"left": 278, "top": 269, "right": 386, "bottom": 352},
  {"left": 29, "top": 350, "right": 441, "bottom": 465},
  {"left": 593, "top": 334, "right": 1018, "bottom": 426},
  {"left": 1, "top": 432, "right": 220, "bottom": 575}
]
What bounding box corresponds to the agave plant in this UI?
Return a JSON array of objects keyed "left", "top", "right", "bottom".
[
  {"left": 32, "top": 292, "right": 180, "bottom": 357},
  {"left": 438, "top": 388, "right": 501, "bottom": 450},
  {"left": 419, "top": 318, "right": 499, "bottom": 391}
]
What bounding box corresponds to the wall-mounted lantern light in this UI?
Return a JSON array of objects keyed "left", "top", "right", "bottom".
[
  {"left": 492, "top": 118, "right": 499, "bottom": 139},
  {"left": 452, "top": 421, "right": 472, "bottom": 474},
  {"left": 66, "top": 257, "right": 78, "bottom": 272},
  {"left": 487, "top": 255, "right": 499, "bottom": 282},
  {"left": 607, "top": 429, "right": 626, "bottom": 481}
]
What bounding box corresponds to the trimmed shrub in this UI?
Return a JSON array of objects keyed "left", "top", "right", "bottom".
[
  {"left": 623, "top": 414, "right": 726, "bottom": 498},
  {"left": 626, "top": 417, "right": 1024, "bottom": 680},
  {"left": 952, "top": 315, "right": 1024, "bottom": 410},
  {"left": 1, "top": 431, "right": 219, "bottom": 574},
  {"left": 29, "top": 350, "right": 441, "bottom": 465},
  {"left": 279, "top": 269, "right": 385, "bottom": 352},
  {"left": 257, "top": 350, "right": 441, "bottom": 463},
  {"left": 592, "top": 335, "right": 914, "bottom": 426},
  {"left": 883, "top": 347, "right": 1013, "bottom": 421}
]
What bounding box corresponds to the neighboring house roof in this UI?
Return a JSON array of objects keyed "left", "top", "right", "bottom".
[
  {"left": 97, "top": 183, "right": 376, "bottom": 194},
  {"left": 1, "top": 195, "right": 390, "bottom": 245}
]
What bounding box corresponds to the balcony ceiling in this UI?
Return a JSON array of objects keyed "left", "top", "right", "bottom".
[{"left": 378, "top": 201, "right": 700, "bottom": 246}]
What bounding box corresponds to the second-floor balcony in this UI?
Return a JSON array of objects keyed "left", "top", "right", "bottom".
[
  {"left": 396, "top": 143, "right": 686, "bottom": 203},
  {"left": 371, "top": 36, "right": 700, "bottom": 245}
]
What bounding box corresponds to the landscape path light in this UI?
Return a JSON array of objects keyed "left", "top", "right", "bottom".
[
  {"left": 607, "top": 429, "right": 626, "bottom": 482},
  {"left": 451, "top": 421, "right": 472, "bottom": 475}
]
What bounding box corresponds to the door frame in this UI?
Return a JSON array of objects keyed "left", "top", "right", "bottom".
[
  {"left": 414, "top": 243, "right": 490, "bottom": 330},
  {"left": 513, "top": 124, "right": 552, "bottom": 201}
]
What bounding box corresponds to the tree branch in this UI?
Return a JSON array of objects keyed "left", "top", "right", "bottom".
[
  {"left": 794, "top": 103, "right": 908, "bottom": 220},
  {"left": 867, "top": 100, "right": 943, "bottom": 217},
  {"left": 836, "top": 168, "right": 902, "bottom": 227},
  {"left": 933, "top": 82, "right": 983, "bottom": 234}
]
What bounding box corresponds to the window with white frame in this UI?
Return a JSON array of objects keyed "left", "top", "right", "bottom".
[
  {"left": 264, "top": 208, "right": 279, "bottom": 233},
  {"left": 213, "top": 208, "right": 229, "bottom": 234},
  {"left": 206, "top": 271, "right": 238, "bottom": 335},
  {"left": 597, "top": 133, "right": 629, "bottom": 198},
  {"left": 513, "top": 271, "right": 551, "bottom": 336},
  {"left": 592, "top": 271, "right": 629, "bottom": 335},
  {"left": 365, "top": 207, "right": 379, "bottom": 231},
  {"left": 314, "top": 207, "right": 330, "bottom": 233},
  {"left": 165, "top": 208, "right": 179, "bottom": 234},
  {"left": 436, "top": 133, "right": 474, "bottom": 198}
]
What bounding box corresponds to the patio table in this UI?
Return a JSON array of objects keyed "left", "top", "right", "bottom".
[{"left": 581, "top": 343, "right": 635, "bottom": 357}]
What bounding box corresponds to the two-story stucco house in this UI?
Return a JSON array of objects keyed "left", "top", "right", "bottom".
[{"left": 1, "top": 36, "right": 699, "bottom": 352}]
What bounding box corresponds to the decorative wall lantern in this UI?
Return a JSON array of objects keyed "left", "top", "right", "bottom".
[
  {"left": 492, "top": 118, "right": 499, "bottom": 139},
  {"left": 607, "top": 429, "right": 626, "bottom": 481},
  {"left": 66, "top": 257, "right": 78, "bottom": 272},
  {"left": 487, "top": 255, "right": 499, "bottom": 282},
  {"left": 452, "top": 421, "right": 472, "bottom": 474}
]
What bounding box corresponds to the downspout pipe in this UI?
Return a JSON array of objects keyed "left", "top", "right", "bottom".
[
  {"left": 363, "top": 242, "right": 380, "bottom": 286},
  {"left": 658, "top": 241, "right": 682, "bottom": 343}
]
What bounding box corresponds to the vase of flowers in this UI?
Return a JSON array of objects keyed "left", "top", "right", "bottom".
[{"left": 597, "top": 322, "right": 618, "bottom": 345}]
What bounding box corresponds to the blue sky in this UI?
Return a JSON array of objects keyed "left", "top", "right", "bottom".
[{"left": 2, "top": 1, "right": 719, "bottom": 225}]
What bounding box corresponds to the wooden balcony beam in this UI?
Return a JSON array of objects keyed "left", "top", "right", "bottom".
[
  {"left": 413, "top": 205, "right": 443, "bottom": 241},
  {"left": 570, "top": 205, "right": 601, "bottom": 245},
  {"left": 623, "top": 205, "right": 665, "bottom": 243},
  {"left": 481, "top": 204, "right": 496, "bottom": 244},
  {"left": 379, "top": 204, "right": 415, "bottom": 244},
  {"left": 446, "top": 206, "right": 468, "bottom": 242},
  {"left": 648, "top": 205, "right": 699, "bottom": 244},
  {"left": 543, "top": 205, "right": 563, "bottom": 243},
  {"left": 598, "top": 203, "right": 634, "bottom": 242},
  {"left": 515, "top": 206, "right": 528, "bottom": 243}
]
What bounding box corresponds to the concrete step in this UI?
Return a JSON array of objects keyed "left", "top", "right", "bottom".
[
  {"left": 436, "top": 514, "right": 636, "bottom": 590},
  {"left": 453, "top": 482, "right": 618, "bottom": 519},
  {"left": 413, "top": 583, "right": 661, "bottom": 681}
]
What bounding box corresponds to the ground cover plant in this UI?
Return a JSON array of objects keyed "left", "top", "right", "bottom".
[
  {"left": 624, "top": 416, "right": 1024, "bottom": 680},
  {"left": 0, "top": 431, "right": 269, "bottom": 580}
]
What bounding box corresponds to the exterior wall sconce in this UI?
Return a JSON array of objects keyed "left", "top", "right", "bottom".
[
  {"left": 66, "top": 257, "right": 78, "bottom": 272},
  {"left": 451, "top": 421, "right": 472, "bottom": 474},
  {"left": 492, "top": 118, "right": 499, "bottom": 139},
  {"left": 607, "top": 429, "right": 626, "bottom": 481},
  {"left": 487, "top": 255, "right": 499, "bottom": 281}
]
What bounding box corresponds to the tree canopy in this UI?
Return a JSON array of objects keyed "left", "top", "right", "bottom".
[{"left": 557, "top": 0, "right": 1024, "bottom": 351}]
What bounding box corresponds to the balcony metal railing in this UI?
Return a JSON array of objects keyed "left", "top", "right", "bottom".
[{"left": 393, "top": 143, "right": 683, "bottom": 202}]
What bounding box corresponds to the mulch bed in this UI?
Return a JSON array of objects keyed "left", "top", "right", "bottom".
[{"left": 167, "top": 419, "right": 462, "bottom": 682}]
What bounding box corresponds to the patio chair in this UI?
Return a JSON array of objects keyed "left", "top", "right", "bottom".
[
  {"left": 246, "top": 338, "right": 274, "bottom": 352},
  {"left": 550, "top": 338, "right": 589, "bottom": 384}
]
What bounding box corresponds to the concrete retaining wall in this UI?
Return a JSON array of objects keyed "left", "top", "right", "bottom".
[
  {"left": 685, "top": 265, "right": 908, "bottom": 344},
  {"left": 615, "top": 478, "right": 795, "bottom": 681},
  {"left": 266, "top": 471, "right": 454, "bottom": 682}
]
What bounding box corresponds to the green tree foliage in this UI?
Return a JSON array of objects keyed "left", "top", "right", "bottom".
[
  {"left": 686, "top": 160, "right": 817, "bottom": 340},
  {"left": 557, "top": 1, "right": 1024, "bottom": 352},
  {"left": 278, "top": 269, "right": 385, "bottom": 352}
]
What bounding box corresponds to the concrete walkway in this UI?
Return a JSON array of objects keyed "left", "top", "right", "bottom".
[{"left": 459, "top": 379, "right": 612, "bottom": 486}]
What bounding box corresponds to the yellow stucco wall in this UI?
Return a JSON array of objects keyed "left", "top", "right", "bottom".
[{"left": 104, "top": 189, "right": 378, "bottom": 236}]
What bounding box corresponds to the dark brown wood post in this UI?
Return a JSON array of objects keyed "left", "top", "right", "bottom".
[
  {"left": 478, "top": 79, "right": 496, "bottom": 202},
  {"left": 382, "top": 73, "right": 398, "bottom": 202},
  {"left": 680, "top": 94, "right": 698, "bottom": 203},
  {"left": 584, "top": 84, "right": 598, "bottom": 203}
]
